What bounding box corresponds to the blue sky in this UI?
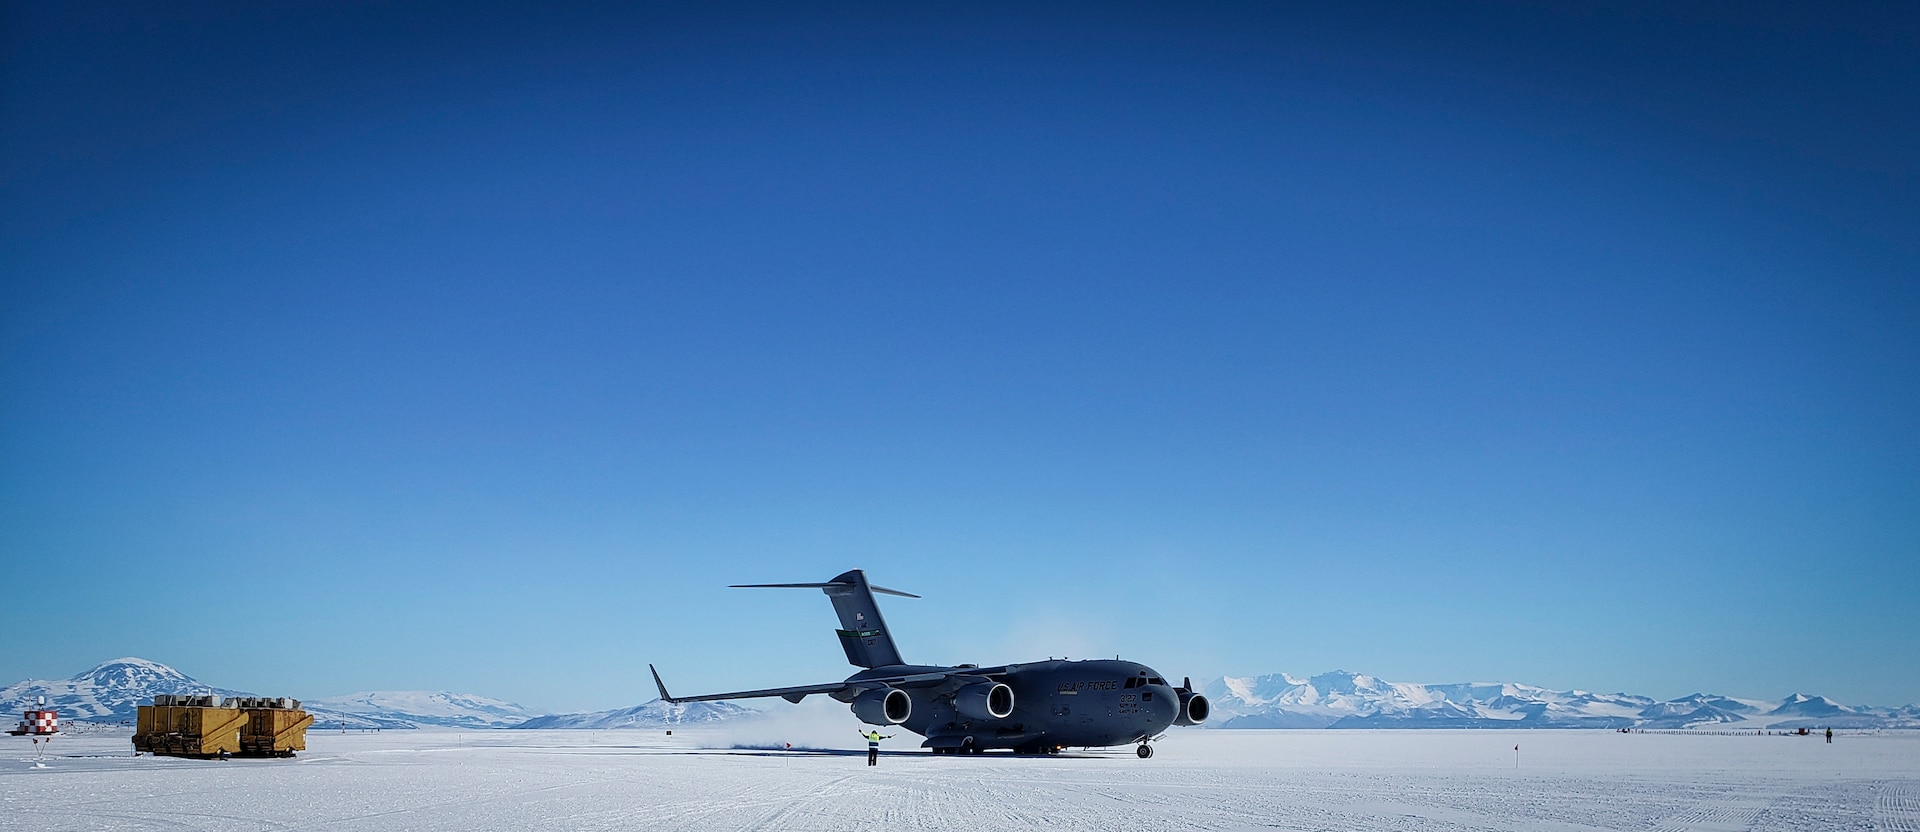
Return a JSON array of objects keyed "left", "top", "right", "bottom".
[{"left": 3, "top": 2, "right": 1915, "bottom": 712}]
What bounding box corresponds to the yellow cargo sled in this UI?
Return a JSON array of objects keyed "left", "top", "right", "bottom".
[{"left": 133, "top": 695, "right": 312, "bottom": 759}]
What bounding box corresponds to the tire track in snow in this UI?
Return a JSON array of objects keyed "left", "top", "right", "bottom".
[
  {"left": 4, "top": 808, "right": 207, "bottom": 832},
  {"left": 740, "top": 773, "right": 857, "bottom": 831},
  {"left": 301, "top": 775, "right": 621, "bottom": 827},
  {"left": 1651, "top": 799, "right": 1770, "bottom": 832},
  {"left": 1879, "top": 783, "right": 1920, "bottom": 832},
  {"left": 893, "top": 770, "right": 1052, "bottom": 832},
  {"left": 600, "top": 769, "right": 850, "bottom": 830}
]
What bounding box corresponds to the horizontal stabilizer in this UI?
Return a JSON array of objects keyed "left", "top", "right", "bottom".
[
  {"left": 731, "top": 569, "right": 914, "bottom": 668},
  {"left": 731, "top": 581, "right": 920, "bottom": 598}
]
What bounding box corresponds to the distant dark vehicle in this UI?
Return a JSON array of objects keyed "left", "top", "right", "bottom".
[{"left": 651, "top": 569, "right": 1207, "bottom": 757}]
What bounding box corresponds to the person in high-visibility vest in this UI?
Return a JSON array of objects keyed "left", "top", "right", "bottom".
[{"left": 860, "top": 729, "right": 892, "bottom": 766}]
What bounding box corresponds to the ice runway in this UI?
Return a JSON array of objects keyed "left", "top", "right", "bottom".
[{"left": 6, "top": 728, "right": 1917, "bottom": 830}]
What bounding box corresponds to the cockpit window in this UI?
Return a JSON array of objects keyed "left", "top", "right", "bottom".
[
  {"left": 1147, "top": 677, "right": 1165, "bottom": 685},
  {"left": 1124, "top": 678, "right": 1138, "bottom": 689}
]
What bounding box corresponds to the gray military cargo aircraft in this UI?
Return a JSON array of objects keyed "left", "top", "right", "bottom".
[{"left": 649, "top": 569, "right": 1208, "bottom": 757}]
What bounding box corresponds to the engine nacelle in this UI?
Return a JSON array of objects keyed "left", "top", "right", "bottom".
[
  {"left": 850, "top": 687, "right": 911, "bottom": 726},
  {"left": 1174, "top": 690, "right": 1210, "bottom": 726},
  {"left": 952, "top": 682, "right": 1014, "bottom": 720}
]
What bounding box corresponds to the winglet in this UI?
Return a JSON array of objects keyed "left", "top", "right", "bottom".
[{"left": 649, "top": 664, "right": 679, "bottom": 703}]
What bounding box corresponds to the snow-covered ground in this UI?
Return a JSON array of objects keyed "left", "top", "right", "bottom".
[{"left": 5, "top": 728, "right": 1916, "bottom": 830}]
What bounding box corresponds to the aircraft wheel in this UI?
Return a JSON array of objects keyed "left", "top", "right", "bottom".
[{"left": 1137, "top": 744, "right": 1154, "bottom": 759}]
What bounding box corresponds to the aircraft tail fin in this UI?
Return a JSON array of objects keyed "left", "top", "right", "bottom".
[{"left": 733, "top": 569, "right": 913, "bottom": 668}]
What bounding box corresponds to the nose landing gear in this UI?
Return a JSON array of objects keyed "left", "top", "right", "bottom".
[{"left": 1136, "top": 743, "right": 1154, "bottom": 759}]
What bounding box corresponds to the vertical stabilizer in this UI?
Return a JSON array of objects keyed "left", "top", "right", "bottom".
[
  {"left": 822, "top": 569, "right": 904, "bottom": 668},
  {"left": 731, "top": 569, "right": 917, "bottom": 668}
]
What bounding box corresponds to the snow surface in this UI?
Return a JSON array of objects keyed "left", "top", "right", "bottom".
[{"left": 6, "top": 726, "right": 1916, "bottom": 830}]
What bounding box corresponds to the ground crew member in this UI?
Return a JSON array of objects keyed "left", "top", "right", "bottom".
[
  {"left": 860, "top": 729, "right": 891, "bottom": 766},
  {"left": 1826, "top": 727, "right": 1833, "bottom": 744}
]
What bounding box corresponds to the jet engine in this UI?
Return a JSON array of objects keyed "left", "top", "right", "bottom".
[
  {"left": 1174, "top": 678, "right": 1210, "bottom": 726},
  {"left": 851, "top": 687, "right": 911, "bottom": 725},
  {"left": 952, "top": 682, "right": 1014, "bottom": 720}
]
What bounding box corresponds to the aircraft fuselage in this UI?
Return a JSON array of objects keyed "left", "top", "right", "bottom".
[{"left": 851, "top": 659, "right": 1179, "bottom": 752}]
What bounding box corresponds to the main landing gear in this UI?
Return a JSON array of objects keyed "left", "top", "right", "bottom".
[
  {"left": 1136, "top": 744, "right": 1154, "bottom": 759},
  {"left": 1010, "top": 743, "right": 1063, "bottom": 755}
]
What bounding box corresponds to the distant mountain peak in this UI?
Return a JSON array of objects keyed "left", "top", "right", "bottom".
[
  {"left": 89, "top": 657, "right": 178, "bottom": 671},
  {"left": 72, "top": 657, "right": 200, "bottom": 686},
  {"left": 1769, "top": 693, "right": 1854, "bottom": 718},
  {"left": 1, "top": 657, "right": 230, "bottom": 722}
]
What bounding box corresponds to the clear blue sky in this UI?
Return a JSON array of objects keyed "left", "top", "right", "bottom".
[{"left": 3, "top": 2, "right": 1915, "bottom": 712}]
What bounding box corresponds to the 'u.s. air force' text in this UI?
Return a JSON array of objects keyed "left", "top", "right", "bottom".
[{"left": 1056, "top": 679, "right": 1119, "bottom": 695}]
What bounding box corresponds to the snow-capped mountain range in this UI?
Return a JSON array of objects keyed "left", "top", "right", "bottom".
[
  {"left": 511, "top": 700, "right": 754, "bottom": 729},
  {"left": 7, "top": 659, "right": 1915, "bottom": 731},
  {"left": 0, "top": 658, "right": 247, "bottom": 724},
  {"left": 305, "top": 691, "right": 542, "bottom": 730},
  {"left": 0, "top": 659, "right": 532, "bottom": 730},
  {"left": 1202, "top": 670, "right": 1920, "bottom": 730},
  {"left": 0, "top": 658, "right": 746, "bottom": 730}
]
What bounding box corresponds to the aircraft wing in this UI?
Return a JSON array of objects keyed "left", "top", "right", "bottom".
[
  {"left": 649, "top": 664, "right": 1009, "bottom": 705},
  {"left": 650, "top": 666, "right": 847, "bottom": 704}
]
